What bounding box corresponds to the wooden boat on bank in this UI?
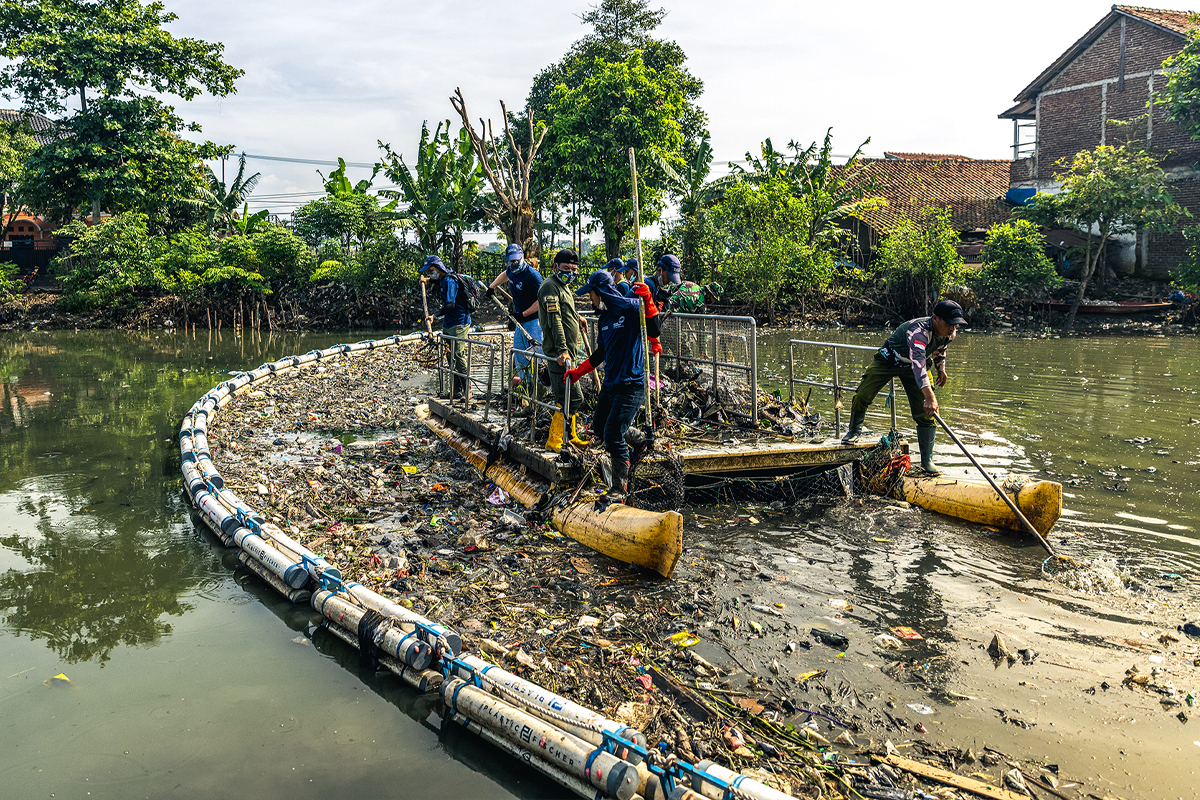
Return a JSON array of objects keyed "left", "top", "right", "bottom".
[
  {"left": 899, "top": 473, "right": 1062, "bottom": 536},
  {"left": 1040, "top": 300, "right": 1174, "bottom": 315}
]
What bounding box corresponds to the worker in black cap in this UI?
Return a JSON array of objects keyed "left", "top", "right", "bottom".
[
  {"left": 842, "top": 299, "right": 969, "bottom": 475},
  {"left": 565, "top": 269, "right": 646, "bottom": 496}
]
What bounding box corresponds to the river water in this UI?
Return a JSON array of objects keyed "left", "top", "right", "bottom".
[{"left": 1, "top": 327, "right": 1197, "bottom": 798}]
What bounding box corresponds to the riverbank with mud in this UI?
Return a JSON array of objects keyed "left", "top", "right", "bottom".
[{"left": 198, "top": 338, "right": 1200, "bottom": 799}]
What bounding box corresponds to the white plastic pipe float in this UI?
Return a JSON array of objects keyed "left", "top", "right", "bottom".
[
  {"left": 689, "top": 760, "right": 794, "bottom": 800},
  {"left": 237, "top": 552, "right": 312, "bottom": 605},
  {"left": 441, "top": 677, "right": 639, "bottom": 800},
  {"left": 445, "top": 710, "right": 606, "bottom": 800},
  {"left": 319, "top": 613, "right": 443, "bottom": 692},
  {"left": 312, "top": 589, "right": 433, "bottom": 670},
  {"left": 342, "top": 581, "right": 461, "bottom": 656},
  {"left": 447, "top": 654, "right": 643, "bottom": 750}
]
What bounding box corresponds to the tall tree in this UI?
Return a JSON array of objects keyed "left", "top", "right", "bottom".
[
  {"left": 527, "top": 0, "right": 706, "bottom": 157},
  {"left": 292, "top": 158, "right": 395, "bottom": 254},
  {"left": 1157, "top": 27, "right": 1200, "bottom": 139},
  {"left": 20, "top": 96, "right": 222, "bottom": 233},
  {"left": 0, "top": 0, "right": 241, "bottom": 222},
  {"left": 0, "top": 0, "right": 241, "bottom": 115},
  {"left": 450, "top": 89, "right": 546, "bottom": 257},
  {"left": 543, "top": 52, "right": 686, "bottom": 258}
]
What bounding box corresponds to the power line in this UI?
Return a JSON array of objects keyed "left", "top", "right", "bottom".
[{"left": 238, "top": 152, "right": 378, "bottom": 169}]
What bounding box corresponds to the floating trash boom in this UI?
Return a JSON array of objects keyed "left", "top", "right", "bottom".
[{"left": 178, "top": 332, "right": 788, "bottom": 800}]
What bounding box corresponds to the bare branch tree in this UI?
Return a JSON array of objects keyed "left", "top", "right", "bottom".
[{"left": 451, "top": 87, "right": 547, "bottom": 257}]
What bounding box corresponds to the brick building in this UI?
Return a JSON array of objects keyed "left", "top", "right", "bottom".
[
  {"left": 842, "top": 154, "right": 1014, "bottom": 265},
  {"left": 1000, "top": 5, "right": 1200, "bottom": 277}
]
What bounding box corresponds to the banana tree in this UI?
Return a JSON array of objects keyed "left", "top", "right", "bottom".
[{"left": 201, "top": 154, "right": 260, "bottom": 232}]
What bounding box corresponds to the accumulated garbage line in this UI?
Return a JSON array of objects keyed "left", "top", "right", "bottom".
[{"left": 177, "top": 331, "right": 793, "bottom": 800}]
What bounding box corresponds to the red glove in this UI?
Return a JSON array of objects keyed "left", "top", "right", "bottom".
[
  {"left": 631, "top": 282, "right": 658, "bottom": 317},
  {"left": 649, "top": 337, "right": 663, "bottom": 356},
  {"left": 565, "top": 359, "right": 595, "bottom": 384}
]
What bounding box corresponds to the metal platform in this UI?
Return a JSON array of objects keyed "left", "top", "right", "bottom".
[{"left": 425, "top": 397, "right": 875, "bottom": 485}]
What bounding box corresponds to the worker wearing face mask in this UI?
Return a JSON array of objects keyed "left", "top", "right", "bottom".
[{"left": 537, "top": 249, "right": 586, "bottom": 447}]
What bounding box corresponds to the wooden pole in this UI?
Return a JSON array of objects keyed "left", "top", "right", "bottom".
[
  {"left": 628, "top": 148, "right": 653, "bottom": 428},
  {"left": 932, "top": 411, "right": 1057, "bottom": 557}
]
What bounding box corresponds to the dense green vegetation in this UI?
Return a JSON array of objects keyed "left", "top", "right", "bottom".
[{"left": 0, "top": 0, "right": 1193, "bottom": 329}]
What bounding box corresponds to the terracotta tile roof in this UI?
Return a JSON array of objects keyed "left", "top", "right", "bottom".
[
  {"left": 1115, "top": 5, "right": 1198, "bottom": 35},
  {"left": 882, "top": 152, "right": 971, "bottom": 161},
  {"left": 849, "top": 158, "right": 1015, "bottom": 234},
  {"left": 0, "top": 109, "right": 57, "bottom": 145}
]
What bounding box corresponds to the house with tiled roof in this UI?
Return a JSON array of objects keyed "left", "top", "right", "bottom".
[
  {"left": 882, "top": 152, "right": 971, "bottom": 161},
  {"left": 999, "top": 5, "right": 1200, "bottom": 277},
  {"left": 0, "top": 109, "right": 57, "bottom": 145},
  {"left": 842, "top": 157, "right": 1014, "bottom": 265}
]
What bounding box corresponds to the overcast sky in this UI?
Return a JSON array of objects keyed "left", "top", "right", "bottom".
[{"left": 157, "top": 0, "right": 1198, "bottom": 219}]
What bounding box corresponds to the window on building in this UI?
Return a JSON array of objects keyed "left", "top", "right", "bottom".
[{"left": 18, "top": 226, "right": 25, "bottom": 231}]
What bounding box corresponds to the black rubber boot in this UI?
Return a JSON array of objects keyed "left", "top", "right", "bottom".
[
  {"left": 611, "top": 458, "right": 631, "bottom": 498},
  {"left": 841, "top": 407, "right": 866, "bottom": 443},
  {"left": 452, "top": 375, "right": 467, "bottom": 400},
  {"left": 916, "top": 427, "right": 940, "bottom": 475}
]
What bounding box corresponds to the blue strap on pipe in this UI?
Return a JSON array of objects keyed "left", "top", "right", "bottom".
[
  {"left": 394, "top": 630, "right": 418, "bottom": 660},
  {"left": 583, "top": 747, "right": 603, "bottom": 780},
  {"left": 317, "top": 568, "right": 342, "bottom": 591},
  {"left": 449, "top": 679, "right": 469, "bottom": 712}
]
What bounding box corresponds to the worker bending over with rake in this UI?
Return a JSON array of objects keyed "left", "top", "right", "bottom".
[
  {"left": 842, "top": 299, "right": 967, "bottom": 475},
  {"left": 565, "top": 270, "right": 646, "bottom": 497},
  {"left": 419, "top": 254, "right": 472, "bottom": 400}
]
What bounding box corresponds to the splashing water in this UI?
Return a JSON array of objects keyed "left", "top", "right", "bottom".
[{"left": 1046, "top": 557, "right": 1133, "bottom": 596}]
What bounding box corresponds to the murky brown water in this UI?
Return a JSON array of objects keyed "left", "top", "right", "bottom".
[{"left": 2, "top": 326, "right": 1198, "bottom": 798}]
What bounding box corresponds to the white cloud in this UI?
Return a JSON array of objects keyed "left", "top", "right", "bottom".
[{"left": 155, "top": 0, "right": 1199, "bottom": 215}]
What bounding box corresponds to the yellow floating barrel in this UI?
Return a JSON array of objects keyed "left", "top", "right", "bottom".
[
  {"left": 416, "top": 405, "right": 683, "bottom": 578},
  {"left": 898, "top": 474, "right": 1062, "bottom": 536}
]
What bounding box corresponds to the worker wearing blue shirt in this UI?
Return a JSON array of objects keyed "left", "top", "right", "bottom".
[
  {"left": 565, "top": 269, "right": 646, "bottom": 497},
  {"left": 486, "top": 243, "right": 543, "bottom": 388},
  {"left": 420, "top": 255, "right": 471, "bottom": 399}
]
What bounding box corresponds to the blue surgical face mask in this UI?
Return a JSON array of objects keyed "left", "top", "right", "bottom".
[{"left": 556, "top": 269, "right": 577, "bottom": 285}]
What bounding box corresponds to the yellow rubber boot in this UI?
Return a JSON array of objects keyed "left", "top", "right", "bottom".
[
  {"left": 569, "top": 414, "right": 590, "bottom": 448},
  {"left": 546, "top": 410, "right": 565, "bottom": 452}
]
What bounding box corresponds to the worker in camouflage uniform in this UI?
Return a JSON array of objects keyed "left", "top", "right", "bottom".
[
  {"left": 842, "top": 299, "right": 968, "bottom": 475},
  {"left": 537, "top": 248, "right": 586, "bottom": 448}
]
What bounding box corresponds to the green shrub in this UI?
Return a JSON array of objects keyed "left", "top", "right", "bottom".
[
  {"left": 54, "top": 212, "right": 157, "bottom": 310},
  {"left": 975, "top": 220, "right": 1061, "bottom": 296},
  {"left": 873, "top": 207, "right": 968, "bottom": 316},
  {"left": 253, "top": 224, "right": 315, "bottom": 288},
  {"left": 0, "top": 259, "right": 20, "bottom": 300}
]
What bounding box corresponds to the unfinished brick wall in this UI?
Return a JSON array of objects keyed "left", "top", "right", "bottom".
[{"left": 1146, "top": 176, "right": 1200, "bottom": 277}]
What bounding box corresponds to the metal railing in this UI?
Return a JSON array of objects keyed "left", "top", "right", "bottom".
[
  {"left": 665, "top": 312, "right": 758, "bottom": 424},
  {"left": 786, "top": 339, "right": 896, "bottom": 439},
  {"left": 509, "top": 346, "right": 569, "bottom": 445},
  {"left": 436, "top": 333, "right": 497, "bottom": 422}
]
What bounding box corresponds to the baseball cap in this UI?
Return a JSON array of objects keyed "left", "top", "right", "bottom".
[
  {"left": 575, "top": 269, "right": 615, "bottom": 296},
  {"left": 553, "top": 248, "right": 579, "bottom": 266},
  {"left": 933, "top": 299, "right": 968, "bottom": 325},
  {"left": 504, "top": 243, "right": 524, "bottom": 262},
  {"left": 420, "top": 255, "right": 445, "bottom": 274},
  {"left": 656, "top": 253, "right": 682, "bottom": 284}
]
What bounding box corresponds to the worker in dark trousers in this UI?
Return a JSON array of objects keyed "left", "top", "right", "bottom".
[
  {"left": 565, "top": 270, "right": 645, "bottom": 496},
  {"left": 419, "top": 254, "right": 472, "bottom": 399},
  {"left": 842, "top": 299, "right": 968, "bottom": 475}
]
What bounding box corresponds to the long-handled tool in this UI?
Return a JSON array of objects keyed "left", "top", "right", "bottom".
[
  {"left": 480, "top": 280, "right": 542, "bottom": 348},
  {"left": 932, "top": 411, "right": 1059, "bottom": 558},
  {"left": 419, "top": 282, "right": 435, "bottom": 339}
]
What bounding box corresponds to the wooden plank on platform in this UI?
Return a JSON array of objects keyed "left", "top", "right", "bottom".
[
  {"left": 678, "top": 439, "right": 873, "bottom": 475},
  {"left": 426, "top": 398, "right": 574, "bottom": 483}
]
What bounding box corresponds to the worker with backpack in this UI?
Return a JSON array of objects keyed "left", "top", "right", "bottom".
[{"left": 420, "top": 254, "right": 478, "bottom": 400}]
